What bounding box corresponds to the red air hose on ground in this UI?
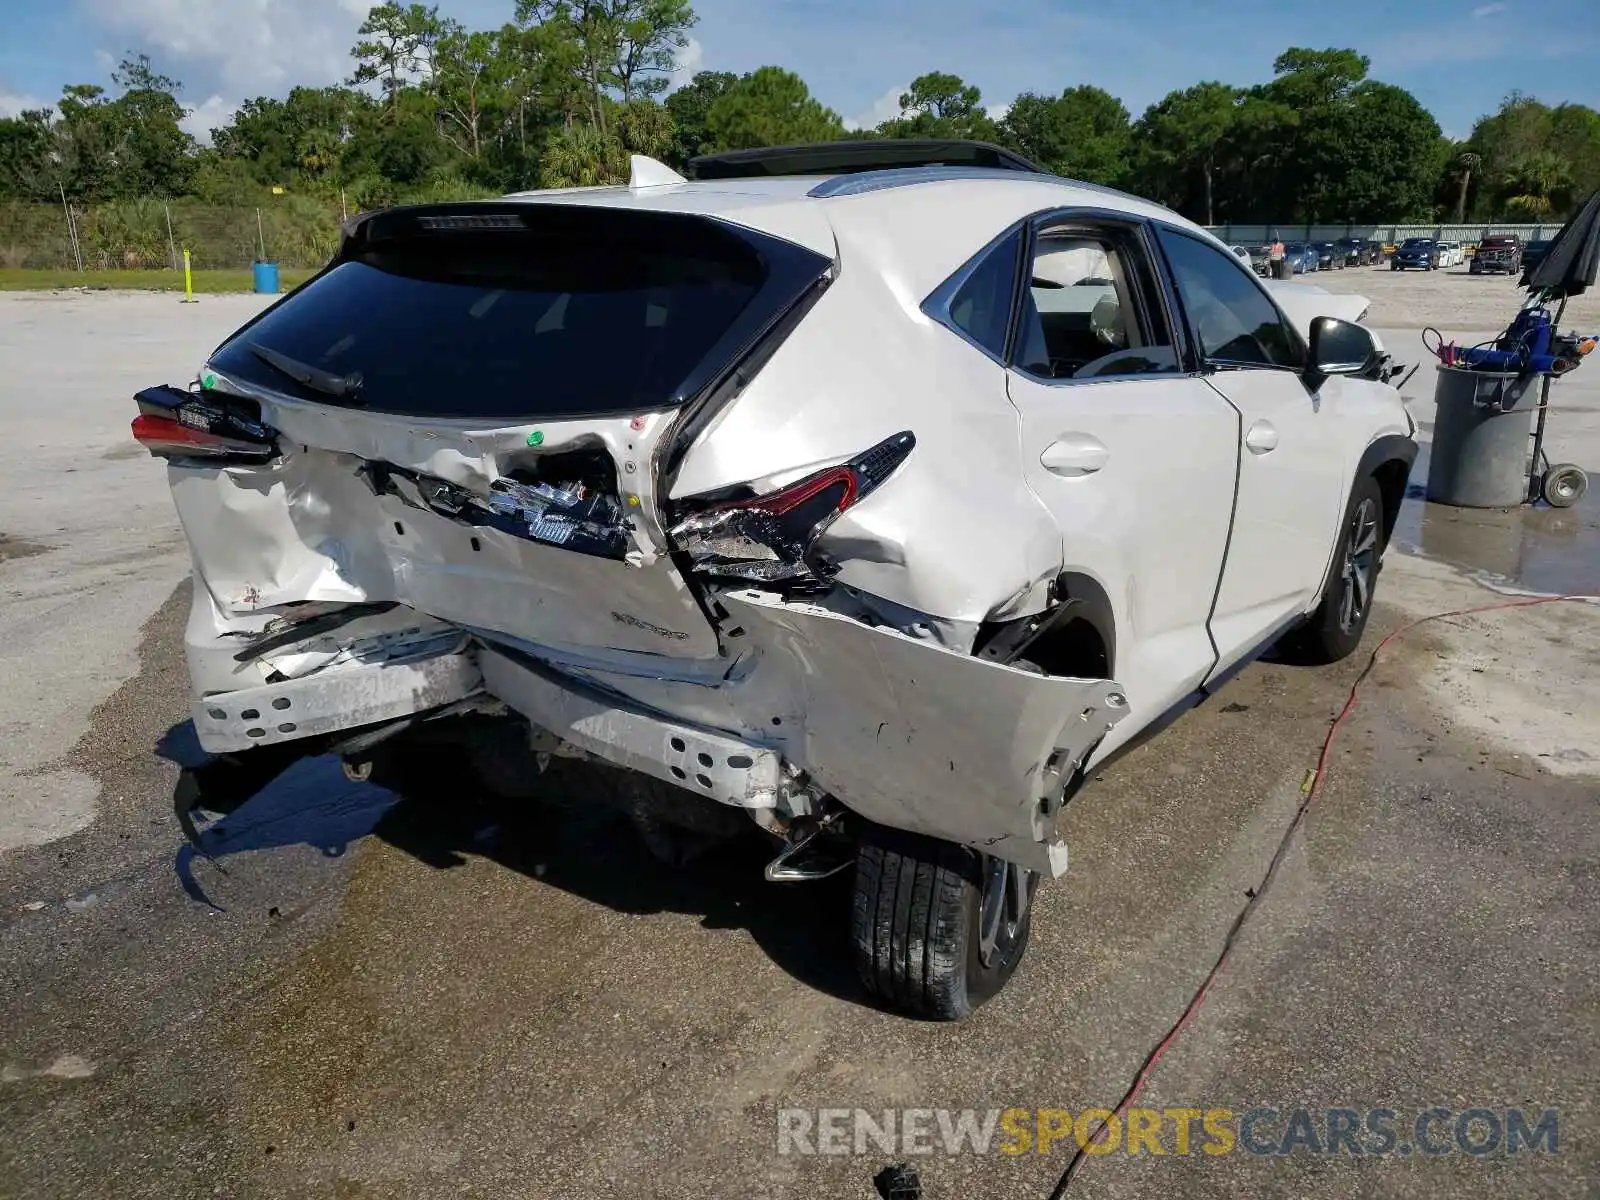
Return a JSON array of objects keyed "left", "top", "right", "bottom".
[{"left": 1048, "top": 592, "right": 1600, "bottom": 1195}]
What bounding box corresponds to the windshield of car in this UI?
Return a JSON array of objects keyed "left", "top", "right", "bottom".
[
  {"left": 1481, "top": 237, "right": 1516, "bottom": 247},
  {"left": 1287, "top": 242, "right": 1310, "bottom": 252},
  {"left": 208, "top": 207, "right": 826, "bottom": 419},
  {"left": 1401, "top": 238, "right": 1434, "bottom": 249}
]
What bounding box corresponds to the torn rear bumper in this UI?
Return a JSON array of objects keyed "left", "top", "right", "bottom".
[{"left": 484, "top": 590, "right": 1128, "bottom": 875}]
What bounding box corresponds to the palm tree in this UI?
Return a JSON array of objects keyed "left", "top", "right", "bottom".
[
  {"left": 1454, "top": 151, "right": 1480, "bottom": 223},
  {"left": 538, "top": 123, "right": 626, "bottom": 188},
  {"left": 1500, "top": 152, "right": 1573, "bottom": 219}
]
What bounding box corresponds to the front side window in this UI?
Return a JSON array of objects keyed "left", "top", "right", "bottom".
[
  {"left": 1156, "top": 228, "right": 1303, "bottom": 370},
  {"left": 1013, "top": 225, "right": 1179, "bottom": 380}
]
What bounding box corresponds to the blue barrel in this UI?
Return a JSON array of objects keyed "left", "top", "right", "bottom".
[{"left": 252, "top": 261, "right": 280, "bottom": 294}]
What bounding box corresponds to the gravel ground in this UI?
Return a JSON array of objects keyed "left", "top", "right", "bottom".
[
  {"left": 1279, "top": 261, "right": 1600, "bottom": 330},
  {"left": 1, "top": 290, "right": 1597, "bottom": 1200}
]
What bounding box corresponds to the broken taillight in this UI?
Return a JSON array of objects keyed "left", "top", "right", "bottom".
[
  {"left": 131, "top": 384, "right": 278, "bottom": 462},
  {"left": 669, "top": 431, "right": 914, "bottom": 585}
]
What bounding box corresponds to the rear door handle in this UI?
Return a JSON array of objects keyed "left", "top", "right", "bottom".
[
  {"left": 1041, "top": 434, "right": 1110, "bottom": 477},
  {"left": 1244, "top": 420, "right": 1279, "bottom": 454}
]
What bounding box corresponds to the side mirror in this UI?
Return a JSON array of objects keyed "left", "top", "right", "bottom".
[{"left": 1306, "top": 316, "right": 1376, "bottom": 385}]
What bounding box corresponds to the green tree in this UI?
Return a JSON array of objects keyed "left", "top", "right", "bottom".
[
  {"left": 664, "top": 69, "right": 737, "bottom": 163},
  {"left": 1500, "top": 151, "right": 1573, "bottom": 218},
  {"left": 350, "top": 3, "right": 447, "bottom": 113},
  {"left": 108, "top": 53, "right": 196, "bottom": 197},
  {"left": 0, "top": 109, "right": 57, "bottom": 201},
  {"left": 517, "top": 0, "right": 696, "bottom": 132},
  {"left": 704, "top": 67, "right": 843, "bottom": 150},
  {"left": 539, "top": 121, "right": 626, "bottom": 185},
  {"left": 877, "top": 71, "right": 999, "bottom": 140},
  {"left": 1002, "top": 86, "right": 1130, "bottom": 184},
  {"left": 1452, "top": 149, "right": 1480, "bottom": 222},
  {"left": 432, "top": 25, "right": 513, "bottom": 160},
  {"left": 1131, "top": 81, "right": 1240, "bottom": 223}
]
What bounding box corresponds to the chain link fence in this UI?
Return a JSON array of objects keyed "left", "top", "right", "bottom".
[
  {"left": 1203, "top": 222, "right": 1562, "bottom": 245},
  {"left": 0, "top": 198, "right": 343, "bottom": 272}
]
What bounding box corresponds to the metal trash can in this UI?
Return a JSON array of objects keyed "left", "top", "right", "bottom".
[
  {"left": 1425, "top": 366, "right": 1535, "bottom": 507},
  {"left": 1272, "top": 259, "right": 1293, "bottom": 280}
]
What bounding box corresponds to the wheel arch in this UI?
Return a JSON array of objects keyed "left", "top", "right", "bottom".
[{"left": 1356, "top": 434, "right": 1418, "bottom": 546}]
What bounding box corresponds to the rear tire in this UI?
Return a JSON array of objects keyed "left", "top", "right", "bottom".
[
  {"left": 1280, "top": 475, "right": 1386, "bottom": 666},
  {"left": 852, "top": 827, "right": 1036, "bottom": 1020}
]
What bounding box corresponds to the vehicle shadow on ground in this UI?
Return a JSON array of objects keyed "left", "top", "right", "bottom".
[
  {"left": 158, "top": 721, "right": 871, "bottom": 1008},
  {"left": 372, "top": 755, "right": 874, "bottom": 1009}
]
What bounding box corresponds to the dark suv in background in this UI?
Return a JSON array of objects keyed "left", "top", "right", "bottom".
[
  {"left": 1392, "top": 238, "right": 1438, "bottom": 271},
  {"left": 1336, "top": 237, "right": 1377, "bottom": 266},
  {"left": 1470, "top": 234, "right": 1523, "bottom": 275},
  {"left": 1521, "top": 239, "right": 1553, "bottom": 273}
]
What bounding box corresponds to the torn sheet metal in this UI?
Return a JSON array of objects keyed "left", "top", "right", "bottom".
[
  {"left": 358, "top": 460, "right": 631, "bottom": 559},
  {"left": 167, "top": 450, "right": 723, "bottom": 660},
  {"left": 497, "top": 589, "right": 1128, "bottom": 873},
  {"left": 715, "top": 590, "right": 1127, "bottom": 873},
  {"left": 193, "top": 647, "right": 482, "bottom": 754}
]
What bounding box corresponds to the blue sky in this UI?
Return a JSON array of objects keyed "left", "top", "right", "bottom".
[{"left": 2, "top": 0, "right": 1596, "bottom": 143}]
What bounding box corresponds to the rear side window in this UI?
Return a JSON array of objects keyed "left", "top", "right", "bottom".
[
  {"left": 947, "top": 227, "right": 1022, "bottom": 358},
  {"left": 209, "top": 206, "right": 830, "bottom": 419}
]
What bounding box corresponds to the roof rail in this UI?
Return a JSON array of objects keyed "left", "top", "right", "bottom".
[{"left": 688, "top": 139, "right": 1046, "bottom": 181}]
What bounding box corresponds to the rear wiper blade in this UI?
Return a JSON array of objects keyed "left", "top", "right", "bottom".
[{"left": 248, "top": 343, "right": 364, "bottom": 401}]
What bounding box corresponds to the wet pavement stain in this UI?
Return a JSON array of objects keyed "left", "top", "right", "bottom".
[
  {"left": 0, "top": 533, "right": 50, "bottom": 562},
  {"left": 1394, "top": 444, "right": 1600, "bottom": 595}
]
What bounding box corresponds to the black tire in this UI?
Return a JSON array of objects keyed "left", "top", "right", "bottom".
[
  {"left": 1280, "top": 474, "right": 1386, "bottom": 666},
  {"left": 1542, "top": 463, "right": 1588, "bottom": 508},
  {"left": 852, "top": 826, "right": 1036, "bottom": 1020}
]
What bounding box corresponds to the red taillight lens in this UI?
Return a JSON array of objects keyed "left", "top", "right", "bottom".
[
  {"left": 131, "top": 413, "right": 276, "bottom": 461},
  {"left": 130, "top": 384, "right": 277, "bottom": 462},
  {"left": 670, "top": 431, "right": 914, "bottom": 586}
]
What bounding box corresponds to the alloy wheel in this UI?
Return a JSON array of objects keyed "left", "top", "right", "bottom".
[
  {"left": 978, "top": 856, "right": 1035, "bottom": 968},
  {"left": 1338, "top": 497, "right": 1380, "bottom": 634}
]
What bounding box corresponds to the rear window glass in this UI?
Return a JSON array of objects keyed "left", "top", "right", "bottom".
[{"left": 209, "top": 207, "right": 816, "bottom": 419}]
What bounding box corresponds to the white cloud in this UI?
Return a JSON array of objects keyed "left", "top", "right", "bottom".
[
  {"left": 181, "top": 94, "right": 238, "bottom": 145},
  {"left": 985, "top": 101, "right": 1010, "bottom": 122},
  {"left": 82, "top": 0, "right": 362, "bottom": 104},
  {"left": 844, "top": 84, "right": 906, "bottom": 132},
  {"left": 668, "top": 36, "right": 704, "bottom": 91},
  {"left": 0, "top": 88, "right": 48, "bottom": 118},
  {"left": 1471, "top": 2, "right": 1508, "bottom": 15}
]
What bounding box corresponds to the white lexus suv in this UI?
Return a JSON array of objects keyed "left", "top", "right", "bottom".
[{"left": 134, "top": 141, "right": 1415, "bottom": 1019}]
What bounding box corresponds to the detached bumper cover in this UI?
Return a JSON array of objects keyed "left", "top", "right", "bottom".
[{"left": 192, "top": 649, "right": 482, "bottom": 753}]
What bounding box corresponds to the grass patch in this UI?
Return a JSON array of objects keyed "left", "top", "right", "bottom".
[{"left": 0, "top": 267, "right": 317, "bottom": 294}]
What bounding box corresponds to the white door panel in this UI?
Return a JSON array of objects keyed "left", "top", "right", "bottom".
[
  {"left": 1202, "top": 369, "right": 1346, "bottom": 670},
  {"left": 1006, "top": 373, "right": 1239, "bottom": 735}
]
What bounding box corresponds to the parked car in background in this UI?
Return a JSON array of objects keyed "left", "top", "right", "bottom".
[
  {"left": 1230, "top": 244, "right": 1253, "bottom": 267},
  {"left": 1470, "top": 234, "right": 1523, "bottom": 275},
  {"left": 130, "top": 145, "right": 1416, "bottom": 1019},
  {"left": 1522, "top": 239, "right": 1553, "bottom": 273},
  {"left": 1284, "top": 242, "right": 1319, "bottom": 273},
  {"left": 1363, "top": 239, "right": 1386, "bottom": 263},
  {"left": 1391, "top": 238, "right": 1438, "bottom": 271},
  {"left": 1436, "top": 241, "right": 1463, "bottom": 268},
  {"left": 1334, "top": 237, "right": 1371, "bottom": 267},
  {"left": 1314, "top": 242, "right": 1345, "bottom": 270},
  {"left": 1248, "top": 244, "right": 1275, "bottom": 276}
]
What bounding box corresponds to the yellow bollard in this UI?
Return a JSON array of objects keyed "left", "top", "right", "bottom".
[{"left": 180, "top": 247, "right": 198, "bottom": 303}]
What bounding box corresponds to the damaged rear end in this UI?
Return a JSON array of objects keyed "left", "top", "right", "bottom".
[{"left": 138, "top": 196, "right": 1123, "bottom": 880}]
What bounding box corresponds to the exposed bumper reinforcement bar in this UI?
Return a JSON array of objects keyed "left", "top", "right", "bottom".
[
  {"left": 479, "top": 647, "right": 783, "bottom": 809},
  {"left": 192, "top": 649, "right": 483, "bottom": 754}
]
